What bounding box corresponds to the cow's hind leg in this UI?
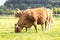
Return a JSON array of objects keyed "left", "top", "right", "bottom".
[
  {"left": 45, "top": 21, "right": 48, "bottom": 31},
  {"left": 41, "top": 24, "right": 45, "bottom": 32},
  {"left": 48, "top": 20, "right": 52, "bottom": 30}
]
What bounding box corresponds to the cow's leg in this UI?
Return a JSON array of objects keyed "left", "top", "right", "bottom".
[
  {"left": 45, "top": 21, "right": 47, "bottom": 31},
  {"left": 45, "top": 21, "right": 48, "bottom": 31},
  {"left": 41, "top": 24, "right": 44, "bottom": 32},
  {"left": 48, "top": 16, "right": 53, "bottom": 30},
  {"left": 25, "top": 27, "right": 28, "bottom": 32},
  {"left": 34, "top": 22, "right": 38, "bottom": 32},
  {"left": 48, "top": 20, "right": 52, "bottom": 30}
]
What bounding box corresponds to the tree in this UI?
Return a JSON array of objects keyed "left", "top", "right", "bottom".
[{"left": 4, "top": 0, "right": 60, "bottom": 9}]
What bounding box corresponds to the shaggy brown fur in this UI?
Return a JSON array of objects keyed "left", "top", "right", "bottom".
[
  {"left": 15, "top": 7, "right": 53, "bottom": 33},
  {"left": 14, "top": 10, "right": 24, "bottom": 17}
]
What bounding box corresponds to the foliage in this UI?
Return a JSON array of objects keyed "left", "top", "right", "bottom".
[
  {"left": 4, "top": 0, "right": 60, "bottom": 9},
  {"left": 0, "top": 6, "right": 15, "bottom": 15},
  {"left": 0, "top": 5, "right": 60, "bottom": 15},
  {"left": 52, "top": 7, "right": 60, "bottom": 14}
]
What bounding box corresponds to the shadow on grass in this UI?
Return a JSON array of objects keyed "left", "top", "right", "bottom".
[
  {"left": 10, "top": 29, "right": 41, "bottom": 34},
  {"left": 0, "top": 29, "right": 41, "bottom": 34},
  {"left": 10, "top": 31, "right": 37, "bottom": 34}
]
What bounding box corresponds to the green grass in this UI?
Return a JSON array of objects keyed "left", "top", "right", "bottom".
[{"left": 0, "top": 16, "right": 60, "bottom": 40}]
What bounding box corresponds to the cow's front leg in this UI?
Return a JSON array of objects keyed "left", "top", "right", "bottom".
[
  {"left": 34, "top": 22, "right": 38, "bottom": 32},
  {"left": 25, "top": 27, "right": 28, "bottom": 32}
]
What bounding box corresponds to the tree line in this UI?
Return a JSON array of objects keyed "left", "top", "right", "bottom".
[
  {"left": 0, "top": 0, "right": 60, "bottom": 15},
  {"left": 4, "top": 0, "right": 60, "bottom": 9}
]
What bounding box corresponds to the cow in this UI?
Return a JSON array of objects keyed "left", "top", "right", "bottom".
[{"left": 15, "top": 7, "right": 53, "bottom": 33}]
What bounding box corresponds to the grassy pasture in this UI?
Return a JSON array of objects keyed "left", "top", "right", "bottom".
[{"left": 0, "top": 16, "right": 60, "bottom": 40}]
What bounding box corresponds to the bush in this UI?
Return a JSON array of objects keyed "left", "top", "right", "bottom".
[
  {"left": 52, "top": 7, "right": 60, "bottom": 14},
  {"left": 0, "top": 6, "right": 15, "bottom": 15}
]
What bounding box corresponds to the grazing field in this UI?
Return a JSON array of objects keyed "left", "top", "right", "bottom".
[{"left": 0, "top": 16, "right": 60, "bottom": 40}]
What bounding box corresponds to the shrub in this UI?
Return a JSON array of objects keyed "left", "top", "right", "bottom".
[{"left": 52, "top": 7, "right": 60, "bottom": 14}]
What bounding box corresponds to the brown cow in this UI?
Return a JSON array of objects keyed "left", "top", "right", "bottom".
[{"left": 15, "top": 7, "right": 53, "bottom": 33}]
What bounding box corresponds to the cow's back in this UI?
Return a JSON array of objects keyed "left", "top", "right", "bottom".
[{"left": 26, "top": 8, "right": 48, "bottom": 24}]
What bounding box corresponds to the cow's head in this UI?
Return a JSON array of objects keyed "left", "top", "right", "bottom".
[
  {"left": 14, "top": 10, "right": 24, "bottom": 17},
  {"left": 15, "top": 24, "right": 23, "bottom": 33}
]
